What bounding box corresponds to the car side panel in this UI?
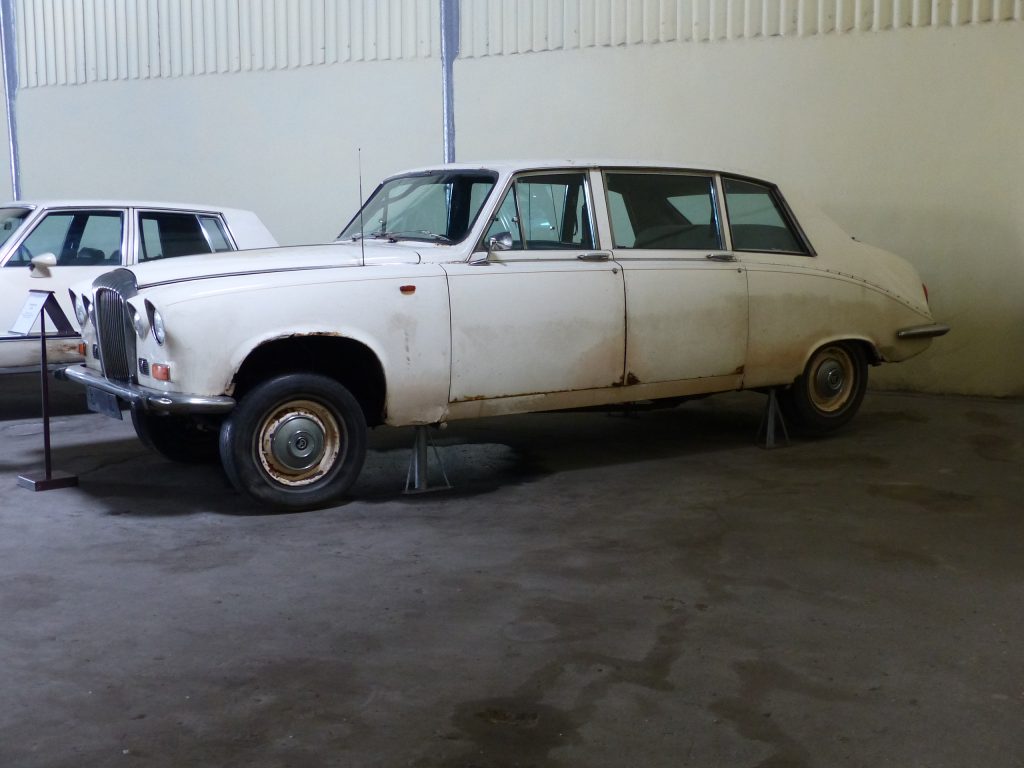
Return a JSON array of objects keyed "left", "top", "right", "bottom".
[
  {"left": 742, "top": 257, "right": 934, "bottom": 388},
  {"left": 127, "top": 265, "right": 453, "bottom": 425}
]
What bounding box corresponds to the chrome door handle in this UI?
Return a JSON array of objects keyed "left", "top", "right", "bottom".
[
  {"left": 705, "top": 253, "right": 736, "bottom": 262},
  {"left": 577, "top": 253, "right": 610, "bottom": 261}
]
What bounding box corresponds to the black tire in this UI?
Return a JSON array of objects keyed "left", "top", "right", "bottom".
[
  {"left": 778, "top": 342, "right": 868, "bottom": 436},
  {"left": 218, "top": 373, "right": 368, "bottom": 511},
  {"left": 131, "top": 407, "right": 222, "bottom": 463}
]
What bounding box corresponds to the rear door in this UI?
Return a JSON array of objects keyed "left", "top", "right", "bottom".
[{"left": 605, "top": 170, "right": 748, "bottom": 386}]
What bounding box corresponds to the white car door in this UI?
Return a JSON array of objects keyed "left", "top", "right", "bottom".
[
  {"left": 0, "top": 207, "right": 126, "bottom": 367},
  {"left": 446, "top": 170, "right": 626, "bottom": 402},
  {"left": 605, "top": 171, "right": 748, "bottom": 387}
]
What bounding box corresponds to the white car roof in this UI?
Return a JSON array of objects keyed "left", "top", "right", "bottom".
[
  {"left": 385, "top": 159, "right": 769, "bottom": 181},
  {"left": 0, "top": 199, "right": 257, "bottom": 216}
]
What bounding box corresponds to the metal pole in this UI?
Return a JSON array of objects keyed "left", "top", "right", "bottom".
[
  {"left": 0, "top": 0, "right": 20, "bottom": 199},
  {"left": 39, "top": 307, "right": 52, "bottom": 478},
  {"left": 440, "top": 0, "right": 460, "bottom": 164}
]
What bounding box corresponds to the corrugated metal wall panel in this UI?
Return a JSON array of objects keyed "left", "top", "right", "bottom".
[
  {"left": 456, "top": 0, "right": 1021, "bottom": 54},
  {"left": 14, "top": 0, "right": 1021, "bottom": 87},
  {"left": 16, "top": 0, "right": 442, "bottom": 87}
]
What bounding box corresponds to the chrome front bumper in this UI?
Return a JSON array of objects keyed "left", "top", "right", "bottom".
[{"left": 58, "top": 364, "right": 236, "bottom": 415}]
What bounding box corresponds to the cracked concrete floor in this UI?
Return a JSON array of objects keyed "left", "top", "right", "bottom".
[{"left": 1, "top": 373, "right": 1022, "bottom": 768}]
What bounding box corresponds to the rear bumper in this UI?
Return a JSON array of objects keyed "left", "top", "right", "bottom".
[
  {"left": 58, "top": 364, "right": 236, "bottom": 414},
  {"left": 896, "top": 323, "right": 950, "bottom": 340}
]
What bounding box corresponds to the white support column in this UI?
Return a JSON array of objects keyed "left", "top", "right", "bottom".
[
  {"left": 440, "top": 0, "right": 459, "bottom": 163},
  {"left": 0, "top": 0, "right": 19, "bottom": 199}
]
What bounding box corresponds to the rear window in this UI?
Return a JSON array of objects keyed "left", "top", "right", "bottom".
[
  {"left": 139, "top": 211, "right": 226, "bottom": 261},
  {"left": 723, "top": 178, "right": 809, "bottom": 254}
]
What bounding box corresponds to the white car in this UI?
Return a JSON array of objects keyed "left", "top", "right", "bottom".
[
  {"left": 61, "top": 162, "right": 948, "bottom": 510},
  {"left": 0, "top": 201, "right": 276, "bottom": 370}
]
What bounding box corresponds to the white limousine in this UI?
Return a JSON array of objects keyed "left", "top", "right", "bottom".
[{"left": 61, "top": 162, "right": 948, "bottom": 510}]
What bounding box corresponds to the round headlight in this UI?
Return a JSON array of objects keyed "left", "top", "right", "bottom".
[
  {"left": 73, "top": 293, "right": 88, "bottom": 325},
  {"left": 130, "top": 305, "right": 146, "bottom": 338},
  {"left": 151, "top": 308, "right": 166, "bottom": 345}
]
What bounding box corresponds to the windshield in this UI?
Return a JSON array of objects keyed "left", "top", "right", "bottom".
[
  {"left": 0, "top": 207, "right": 31, "bottom": 249},
  {"left": 339, "top": 170, "right": 498, "bottom": 244}
]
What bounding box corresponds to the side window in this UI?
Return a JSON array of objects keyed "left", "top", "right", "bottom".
[
  {"left": 723, "top": 178, "right": 807, "bottom": 254},
  {"left": 484, "top": 172, "right": 593, "bottom": 251},
  {"left": 139, "top": 212, "right": 215, "bottom": 261},
  {"left": 516, "top": 173, "right": 593, "bottom": 249},
  {"left": 9, "top": 211, "right": 123, "bottom": 266},
  {"left": 605, "top": 173, "right": 722, "bottom": 250},
  {"left": 198, "top": 216, "right": 233, "bottom": 252}
]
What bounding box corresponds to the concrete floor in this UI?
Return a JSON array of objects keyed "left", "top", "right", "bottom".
[{"left": 1, "top": 373, "right": 1022, "bottom": 768}]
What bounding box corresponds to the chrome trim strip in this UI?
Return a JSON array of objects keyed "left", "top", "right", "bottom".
[
  {"left": 59, "top": 364, "right": 236, "bottom": 415},
  {"left": 896, "top": 323, "right": 950, "bottom": 339}
]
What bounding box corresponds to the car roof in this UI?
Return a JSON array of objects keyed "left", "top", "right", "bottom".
[
  {"left": 386, "top": 159, "right": 768, "bottom": 181},
  {"left": 0, "top": 200, "right": 256, "bottom": 215}
]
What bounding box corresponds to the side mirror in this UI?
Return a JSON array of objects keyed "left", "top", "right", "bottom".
[
  {"left": 469, "top": 232, "right": 514, "bottom": 266},
  {"left": 488, "top": 232, "right": 513, "bottom": 252},
  {"left": 29, "top": 252, "right": 57, "bottom": 278}
]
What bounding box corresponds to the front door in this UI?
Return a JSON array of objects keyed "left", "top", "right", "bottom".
[
  {"left": 446, "top": 170, "right": 626, "bottom": 402},
  {"left": 0, "top": 208, "right": 126, "bottom": 367}
]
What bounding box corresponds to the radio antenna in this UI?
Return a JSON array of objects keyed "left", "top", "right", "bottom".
[{"left": 357, "top": 148, "right": 366, "bottom": 267}]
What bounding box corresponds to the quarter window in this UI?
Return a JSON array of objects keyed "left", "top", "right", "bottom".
[
  {"left": 199, "top": 216, "right": 233, "bottom": 252},
  {"left": 605, "top": 173, "right": 722, "bottom": 250},
  {"left": 723, "top": 178, "right": 808, "bottom": 254}
]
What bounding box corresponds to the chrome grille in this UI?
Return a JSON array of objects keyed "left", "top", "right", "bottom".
[{"left": 91, "top": 269, "right": 139, "bottom": 382}]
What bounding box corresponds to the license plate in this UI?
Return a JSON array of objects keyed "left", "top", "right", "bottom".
[{"left": 86, "top": 386, "right": 123, "bottom": 420}]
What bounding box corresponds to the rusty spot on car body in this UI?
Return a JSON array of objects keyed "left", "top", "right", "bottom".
[{"left": 626, "top": 372, "right": 641, "bottom": 386}]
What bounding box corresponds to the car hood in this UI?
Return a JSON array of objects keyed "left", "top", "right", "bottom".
[{"left": 127, "top": 241, "right": 424, "bottom": 289}]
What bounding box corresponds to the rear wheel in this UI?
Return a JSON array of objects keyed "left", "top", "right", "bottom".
[
  {"left": 219, "top": 373, "right": 367, "bottom": 510},
  {"left": 131, "top": 408, "right": 221, "bottom": 463},
  {"left": 779, "top": 342, "right": 868, "bottom": 436}
]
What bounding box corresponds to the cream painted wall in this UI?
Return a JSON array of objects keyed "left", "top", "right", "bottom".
[
  {"left": 456, "top": 23, "right": 1024, "bottom": 397},
  {"left": 16, "top": 58, "right": 442, "bottom": 245},
  {"left": 7, "top": 11, "right": 1022, "bottom": 396}
]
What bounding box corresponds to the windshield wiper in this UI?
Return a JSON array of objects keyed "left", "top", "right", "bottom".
[
  {"left": 347, "top": 230, "right": 454, "bottom": 244},
  {"left": 376, "top": 230, "right": 454, "bottom": 244}
]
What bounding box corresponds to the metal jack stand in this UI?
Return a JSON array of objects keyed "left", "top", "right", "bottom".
[
  {"left": 13, "top": 290, "right": 79, "bottom": 491},
  {"left": 756, "top": 388, "right": 790, "bottom": 449},
  {"left": 404, "top": 425, "right": 452, "bottom": 494}
]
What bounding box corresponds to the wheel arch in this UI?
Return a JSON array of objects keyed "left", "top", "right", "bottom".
[
  {"left": 230, "top": 333, "right": 388, "bottom": 426},
  {"left": 789, "top": 335, "right": 881, "bottom": 385}
]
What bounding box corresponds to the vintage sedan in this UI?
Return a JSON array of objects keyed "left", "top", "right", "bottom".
[
  {"left": 0, "top": 200, "right": 276, "bottom": 371},
  {"left": 61, "top": 162, "right": 947, "bottom": 510}
]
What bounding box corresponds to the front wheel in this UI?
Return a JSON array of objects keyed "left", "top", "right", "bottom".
[
  {"left": 219, "top": 374, "right": 368, "bottom": 510},
  {"left": 778, "top": 342, "right": 868, "bottom": 436}
]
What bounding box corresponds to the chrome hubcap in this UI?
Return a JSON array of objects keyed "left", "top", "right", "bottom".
[
  {"left": 257, "top": 399, "right": 343, "bottom": 487},
  {"left": 815, "top": 360, "right": 846, "bottom": 400},
  {"left": 807, "top": 347, "right": 855, "bottom": 414},
  {"left": 271, "top": 415, "right": 325, "bottom": 472}
]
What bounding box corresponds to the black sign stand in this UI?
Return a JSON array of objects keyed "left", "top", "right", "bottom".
[{"left": 12, "top": 290, "right": 79, "bottom": 492}]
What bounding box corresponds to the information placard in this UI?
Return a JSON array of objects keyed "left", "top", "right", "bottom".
[
  {"left": 8, "top": 290, "right": 75, "bottom": 336},
  {"left": 9, "top": 290, "right": 51, "bottom": 335}
]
